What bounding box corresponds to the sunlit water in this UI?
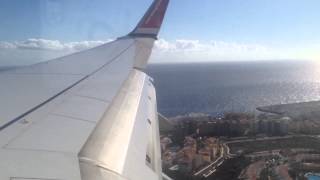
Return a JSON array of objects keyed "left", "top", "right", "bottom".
[{"left": 147, "top": 60, "right": 320, "bottom": 117}]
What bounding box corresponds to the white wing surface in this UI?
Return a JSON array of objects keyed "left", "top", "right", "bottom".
[{"left": 0, "top": 0, "right": 170, "bottom": 179}]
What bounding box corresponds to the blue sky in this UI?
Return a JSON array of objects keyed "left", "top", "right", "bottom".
[{"left": 0, "top": 0, "right": 320, "bottom": 65}]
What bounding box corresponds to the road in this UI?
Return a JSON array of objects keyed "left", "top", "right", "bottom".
[
  {"left": 192, "top": 135, "right": 320, "bottom": 179},
  {"left": 193, "top": 143, "right": 229, "bottom": 178}
]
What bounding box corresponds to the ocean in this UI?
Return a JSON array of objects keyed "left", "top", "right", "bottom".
[{"left": 147, "top": 60, "right": 320, "bottom": 117}]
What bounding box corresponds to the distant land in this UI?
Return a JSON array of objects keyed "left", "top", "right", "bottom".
[{"left": 257, "top": 100, "right": 320, "bottom": 121}]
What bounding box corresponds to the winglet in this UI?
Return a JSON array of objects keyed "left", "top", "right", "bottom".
[{"left": 128, "top": 0, "right": 169, "bottom": 39}]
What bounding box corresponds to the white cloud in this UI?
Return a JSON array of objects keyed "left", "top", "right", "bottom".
[
  {"left": 154, "top": 39, "right": 268, "bottom": 53},
  {"left": 17, "top": 39, "right": 65, "bottom": 50},
  {"left": 151, "top": 39, "right": 283, "bottom": 63},
  {"left": 0, "top": 42, "right": 16, "bottom": 49},
  {"left": 0, "top": 39, "right": 112, "bottom": 51},
  {"left": 64, "top": 41, "right": 108, "bottom": 51},
  {"left": 0, "top": 39, "right": 113, "bottom": 66},
  {"left": 0, "top": 38, "right": 305, "bottom": 66}
]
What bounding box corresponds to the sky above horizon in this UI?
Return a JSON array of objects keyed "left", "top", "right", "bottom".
[{"left": 0, "top": 0, "right": 320, "bottom": 65}]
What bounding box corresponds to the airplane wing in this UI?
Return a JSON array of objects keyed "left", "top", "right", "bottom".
[{"left": 0, "top": 0, "right": 170, "bottom": 180}]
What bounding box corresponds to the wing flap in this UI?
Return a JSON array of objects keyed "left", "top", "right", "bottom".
[{"left": 79, "top": 70, "right": 161, "bottom": 180}]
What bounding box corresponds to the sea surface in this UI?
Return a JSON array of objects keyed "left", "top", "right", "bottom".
[{"left": 147, "top": 60, "right": 320, "bottom": 117}]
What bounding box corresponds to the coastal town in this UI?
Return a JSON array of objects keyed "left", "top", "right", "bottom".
[{"left": 160, "top": 103, "right": 320, "bottom": 180}]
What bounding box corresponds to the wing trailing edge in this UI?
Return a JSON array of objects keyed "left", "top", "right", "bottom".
[{"left": 129, "top": 0, "right": 169, "bottom": 39}]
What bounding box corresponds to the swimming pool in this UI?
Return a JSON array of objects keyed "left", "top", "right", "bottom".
[{"left": 308, "top": 175, "right": 320, "bottom": 180}]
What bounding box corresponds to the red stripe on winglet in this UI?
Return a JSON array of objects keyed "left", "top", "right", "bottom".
[
  {"left": 129, "top": 0, "right": 169, "bottom": 37},
  {"left": 140, "top": 0, "right": 169, "bottom": 28}
]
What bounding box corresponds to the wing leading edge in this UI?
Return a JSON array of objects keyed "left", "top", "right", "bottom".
[{"left": 0, "top": 0, "right": 170, "bottom": 180}]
